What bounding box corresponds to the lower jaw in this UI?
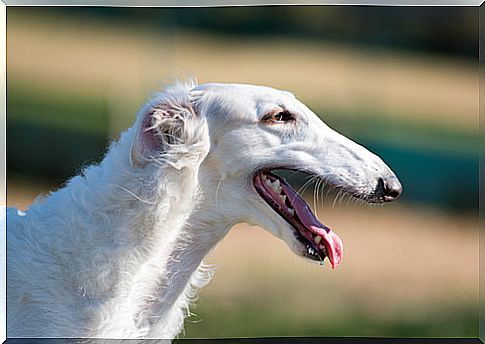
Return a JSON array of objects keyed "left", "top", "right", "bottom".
[
  {"left": 291, "top": 223, "right": 326, "bottom": 261},
  {"left": 253, "top": 170, "right": 343, "bottom": 267},
  {"left": 255, "top": 176, "right": 316, "bottom": 250}
]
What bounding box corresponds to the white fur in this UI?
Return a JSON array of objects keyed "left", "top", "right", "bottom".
[{"left": 7, "top": 81, "right": 399, "bottom": 339}]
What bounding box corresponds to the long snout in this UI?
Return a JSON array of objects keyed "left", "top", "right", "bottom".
[{"left": 311, "top": 125, "right": 402, "bottom": 203}]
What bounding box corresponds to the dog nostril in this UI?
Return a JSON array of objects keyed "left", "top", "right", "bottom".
[{"left": 383, "top": 177, "right": 402, "bottom": 199}]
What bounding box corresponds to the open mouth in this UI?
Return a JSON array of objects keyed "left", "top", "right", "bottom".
[{"left": 253, "top": 170, "right": 343, "bottom": 269}]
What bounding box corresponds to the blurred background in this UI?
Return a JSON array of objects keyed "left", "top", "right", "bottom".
[{"left": 6, "top": 6, "right": 479, "bottom": 338}]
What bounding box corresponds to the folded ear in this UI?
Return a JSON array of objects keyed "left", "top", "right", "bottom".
[{"left": 130, "top": 88, "right": 204, "bottom": 168}]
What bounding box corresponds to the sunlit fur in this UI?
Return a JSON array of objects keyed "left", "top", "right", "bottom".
[{"left": 7, "top": 81, "right": 399, "bottom": 339}]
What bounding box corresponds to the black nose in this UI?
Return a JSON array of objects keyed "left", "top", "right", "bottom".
[{"left": 378, "top": 177, "right": 402, "bottom": 201}]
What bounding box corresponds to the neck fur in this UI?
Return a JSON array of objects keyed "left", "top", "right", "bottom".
[{"left": 27, "top": 125, "right": 224, "bottom": 338}]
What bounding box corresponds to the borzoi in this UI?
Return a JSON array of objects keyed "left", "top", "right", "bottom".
[{"left": 7, "top": 81, "right": 401, "bottom": 339}]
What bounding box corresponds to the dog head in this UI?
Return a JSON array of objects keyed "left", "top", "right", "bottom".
[{"left": 131, "top": 82, "right": 402, "bottom": 268}]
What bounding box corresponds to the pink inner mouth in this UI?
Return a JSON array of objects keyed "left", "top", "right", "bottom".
[{"left": 253, "top": 171, "right": 343, "bottom": 269}]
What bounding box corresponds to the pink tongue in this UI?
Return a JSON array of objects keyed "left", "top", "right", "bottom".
[
  {"left": 310, "top": 226, "right": 343, "bottom": 269},
  {"left": 281, "top": 183, "right": 344, "bottom": 269}
]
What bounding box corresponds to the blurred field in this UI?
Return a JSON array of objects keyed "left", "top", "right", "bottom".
[
  {"left": 6, "top": 8, "right": 479, "bottom": 338},
  {"left": 7, "top": 9, "right": 477, "bottom": 133},
  {"left": 6, "top": 180, "right": 478, "bottom": 337},
  {"left": 193, "top": 203, "right": 478, "bottom": 337},
  {"left": 7, "top": 9, "right": 479, "bottom": 206}
]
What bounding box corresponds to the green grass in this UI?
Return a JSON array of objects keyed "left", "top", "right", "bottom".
[
  {"left": 320, "top": 109, "right": 478, "bottom": 158},
  {"left": 7, "top": 81, "right": 109, "bottom": 135},
  {"left": 183, "top": 301, "right": 477, "bottom": 338}
]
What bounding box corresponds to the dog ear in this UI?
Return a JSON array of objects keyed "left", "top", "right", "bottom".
[{"left": 130, "top": 93, "right": 198, "bottom": 168}]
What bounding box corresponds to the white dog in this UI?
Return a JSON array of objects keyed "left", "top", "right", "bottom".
[{"left": 7, "top": 81, "right": 401, "bottom": 339}]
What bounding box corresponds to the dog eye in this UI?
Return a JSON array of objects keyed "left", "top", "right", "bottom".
[{"left": 262, "top": 111, "right": 294, "bottom": 124}]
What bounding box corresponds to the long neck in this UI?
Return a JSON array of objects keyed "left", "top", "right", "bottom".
[
  {"left": 56, "top": 129, "right": 230, "bottom": 337},
  {"left": 33, "top": 128, "right": 197, "bottom": 252},
  {"left": 27, "top": 126, "right": 229, "bottom": 337},
  {"left": 135, "top": 170, "right": 234, "bottom": 337}
]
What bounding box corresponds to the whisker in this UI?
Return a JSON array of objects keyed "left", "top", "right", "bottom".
[
  {"left": 313, "top": 178, "right": 318, "bottom": 219},
  {"left": 315, "top": 178, "right": 324, "bottom": 215},
  {"left": 297, "top": 175, "right": 317, "bottom": 198},
  {"left": 318, "top": 179, "right": 326, "bottom": 207},
  {"left": 332, "top": 188, "right": 344, "bottom": 208}
]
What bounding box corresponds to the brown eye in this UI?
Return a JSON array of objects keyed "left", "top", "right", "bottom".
[{"left": 262, "top": 111, "right": 294, "bottom": 124}]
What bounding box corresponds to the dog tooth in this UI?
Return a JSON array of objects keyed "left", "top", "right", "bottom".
[
  {"left": 319, "top": 244, "right": 325, "bottom": 250},
  {"left": 314, "top": 236, "right": 322, "bottom": 244},
  {"left": 288, "top": 208, "right": 294, "bottom": 216},
  {"left": 280, "top": 195, "right": 287, "bottom": 203},
  {"left": 261, "top": 174, "right": 267, "bottom": 180},
  {"left": 272, "top": 185, "right": 282, "bottom": 193},
  {"left": 271, "top": 180, "right": 282, "bottom": 193},
  {"left": 265, "top": 179, "right": 272, "bottom": 187}
]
